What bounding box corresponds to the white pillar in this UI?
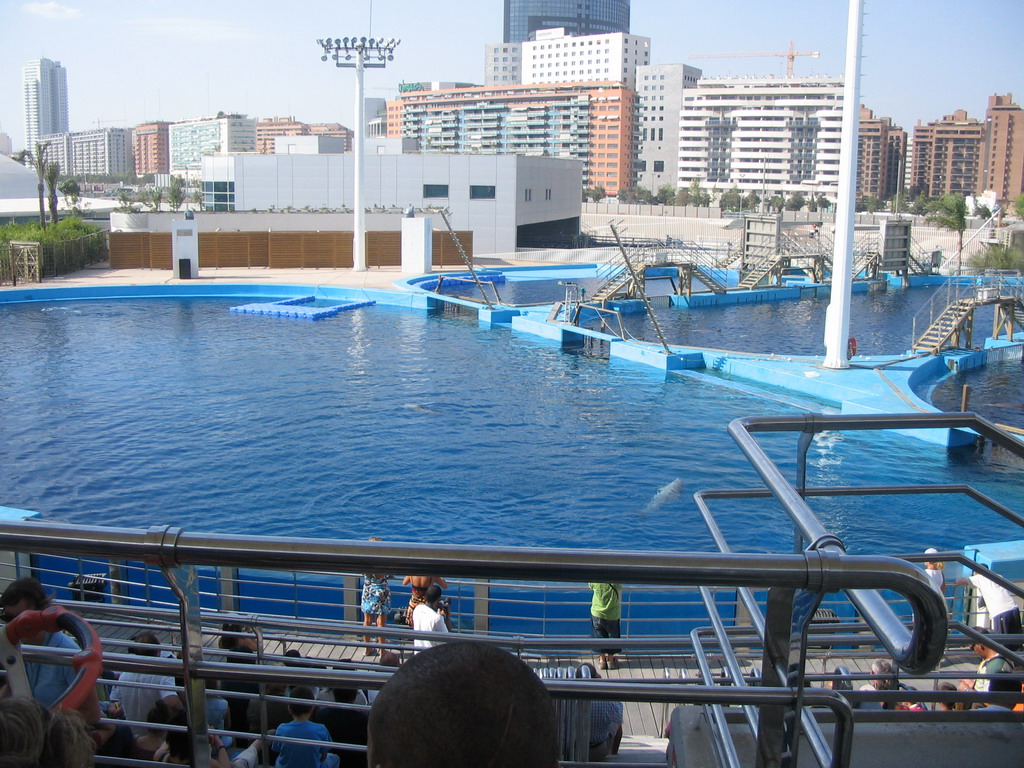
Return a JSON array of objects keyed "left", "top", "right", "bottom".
[
  {"left": 171, "top": 216, "right": 199, "bottom": 279},
  {"left": 352, "top": 50, "right": 367, "bottom": 272},
  {"left": 401, "top": 215, "right": 433, "bottom": 274},
  {"left": 822, "top": 0, "right": 864, "bottom": 370}
]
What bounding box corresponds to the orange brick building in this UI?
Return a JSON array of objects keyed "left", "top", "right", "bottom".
[
  {"left": 910, "top": 110, "right": 984, "bottom": 197},
  {"left": 981, "top": 93, "right": 1024, "bottom": 204},
  {"left": 133, "top": 121, "right": 170, "bottom": 175},
  {"left": 857, "top": 106, "right": 906, "bottom": 200},
  {"left": 387, "top": 82, "right": 635, "bottom": 194}
]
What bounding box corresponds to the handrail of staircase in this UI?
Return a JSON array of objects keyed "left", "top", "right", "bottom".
[{"left": 726, "top": 411, "right": 1024, "bottom": 674}]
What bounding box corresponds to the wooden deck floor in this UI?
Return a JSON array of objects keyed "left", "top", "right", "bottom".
[{"left": 85, "top": 608, "right": 981, "bottom": 743}]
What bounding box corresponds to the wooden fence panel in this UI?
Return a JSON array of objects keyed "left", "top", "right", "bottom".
[
  {"left": 368, "top": 232, "right": 402, "bottom": 267},
  {"left": 109, "top": 233, "right": 146, "bottom": 269},
  {"left": 148, "top": 234, "right": 172, "bottom": 269},
  {"left": 301, "top": 233, "right": 336, "bottom": 269},
  {"left": 432, "top": 231, "right": 473, "bottom": 268},
  {"left": 268, "top": 233, "right": 303, "bottom": 268},
  {"left": 215, "top": 234, "right": 253, "bottom": 268}
]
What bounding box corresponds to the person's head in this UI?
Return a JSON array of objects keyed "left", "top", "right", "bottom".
[
  {"left": 219, "top": 623, "right": 244, "bottom": 650},
  {"left": 287, "top": 686, "right": 316, "bottom": 719},
  {"left": 334, "top": 688, "right": 360, "bottom": 704},
  {"left": 424, "top": 584, "right": 443, "bottom": 607},
  {"left": 869, "top": 659, "right": 896, "bottom": 691},
  {"left": 935, "top": 681, "right": 960, "bottom": 711},
  {"left": 164, "top": 710, "right": 192, "bottom": 761},
  {"left": 1, "top": 578, "right": 50, "bottom": 620},
  {"left": 969, "top": 627, "right": 996, "bottom": 660},
  {"left": 144, "top": 698, "right": 172, "bottom": 734},
  {"left": 130, "top": 630, "right": 162, "bottom": 657},
  {"left": 0, "top": 697, "right": 92, "bottom": 768},
  {"left": 924, "top": 547, "right": 944, "bottom": 571},
  {"left": 368, "top": 641, "right": 558, "bottom": 768},
  {"left": 379, "top": 649, "right": 401, "bottom": 668}
]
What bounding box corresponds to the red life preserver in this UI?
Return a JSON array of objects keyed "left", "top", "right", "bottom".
[
  {"left": 847, "top": 337, "right": 858, "bottom": 357},
  {"left": 0, "top": 605, "right": 103, "bottom": 711}
]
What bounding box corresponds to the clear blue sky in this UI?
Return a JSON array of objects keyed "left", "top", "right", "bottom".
[{"left": 1, "top": 0, "right": 1021, "bottom": 153}]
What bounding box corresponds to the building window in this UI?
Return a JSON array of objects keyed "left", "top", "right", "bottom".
[
  {"left": 544, "top": 189, "right": 552, "bottom": 200},
  {"left": 423, "top": 184, "right": 449, "bottom": 198},
  {"left": 653, "top": 161, "right": 664, "bottom": 172},
  {"left": 470, "top": 185, "right": 496, "bottom": 200},
  {"left": 524, "top": 189, "right": 532, "bottom": 202}
]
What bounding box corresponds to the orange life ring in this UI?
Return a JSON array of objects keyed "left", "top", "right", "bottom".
[{"left": 847, "top": 337, "right": 858, "bottom": 357}]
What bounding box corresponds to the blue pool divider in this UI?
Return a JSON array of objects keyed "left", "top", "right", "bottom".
[{"left": 230, "top": 296, "right": 376, "bottom": 319}]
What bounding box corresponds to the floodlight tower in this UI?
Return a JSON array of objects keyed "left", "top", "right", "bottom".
[{"left": 317, "top": 36, "right": 400, "bottom": 272}]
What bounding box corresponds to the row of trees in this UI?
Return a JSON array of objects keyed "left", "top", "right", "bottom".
[{"left": 605, "top": 181, "right": 831, "bottom": 213}]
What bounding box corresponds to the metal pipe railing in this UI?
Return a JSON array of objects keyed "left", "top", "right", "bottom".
[{"left": 727, "top": 411, "right": 1024, "bottom": 673}]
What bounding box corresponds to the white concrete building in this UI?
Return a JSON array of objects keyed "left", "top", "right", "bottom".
[
  {"left": 484, "top": 43, "right": 523, "bottom": 86},
  {"left": 636, "top": 64, "right": 702, "bottom": 192},
  {"left": 41, "top": 127, "right": 133, "bottom": 176},
  {"left": 200, "top": 152, "right": 582, "bottom": 253},
  {"left": 678, "top": 76, "right": 844, "bottom": 203},
  {"left": 0, "top": 132, "right": 12, "bottom": 156},
  {"left": 520, "top": 28, "right": 649, "bottom": 89},
  {"left": 169, "top": 115, "right": 257, "bottom": 175},
  {"left": 23, "top": 58, "right": 68, "bottom": 153}
]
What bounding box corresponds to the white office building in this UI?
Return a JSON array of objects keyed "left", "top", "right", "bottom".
[
  {"left": 39, "top": 127, "right": 133, "bottom": 176},
  {"left": 636, "top": 64, "right": 702, "bottom": 191},
  {"left": 200, "top": 151, "right": 581, "bottom": 253},
  {"left": 678, "top": 76, "right": 844, "bottom": 203},
  {"left": 170, "top": 115, "right": 257, "bottom": 175},
  {"left": 486, "top": 28, "right": 650, "bottom": 88},
  {"left": 23, "top": 58, "right": 68, "bottom": 152},
  {"left": 484, "top": 43, "right": 523, "bottom": 86}
]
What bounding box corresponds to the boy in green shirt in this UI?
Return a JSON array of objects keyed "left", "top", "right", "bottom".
[{"left": 589, "top": 583, "right": 622, "bottom": 669}]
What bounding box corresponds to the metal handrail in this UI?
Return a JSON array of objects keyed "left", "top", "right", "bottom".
[{"left": 728, "top": 411, "right": 1024, "bottom": 676}]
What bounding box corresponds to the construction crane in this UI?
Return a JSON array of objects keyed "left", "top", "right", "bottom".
[{"left": 691, "top": 40, "right": 820, "bottom": 78}]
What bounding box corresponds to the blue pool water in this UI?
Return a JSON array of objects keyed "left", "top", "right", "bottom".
[{"left": 1, "top": 296, "right": 1022, "bottom": 558}]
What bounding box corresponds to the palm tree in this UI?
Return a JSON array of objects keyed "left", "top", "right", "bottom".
[
  {"left": 32, "top": 141, "right": 50, "bottom": 228},
  {"left": 926, "top": 193, "right": 968, "bottom": 275},
  {"left": 44, "top": 160, "right": 61, "bottom": 225}
]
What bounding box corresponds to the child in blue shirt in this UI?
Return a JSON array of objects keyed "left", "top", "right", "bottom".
[{"left": 271, "top": 686, "right": 340, "bottom": 768}]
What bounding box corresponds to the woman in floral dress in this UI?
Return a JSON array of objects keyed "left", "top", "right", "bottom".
[{"left": 361, "top": 537, "right": 392, "bottom": 656}]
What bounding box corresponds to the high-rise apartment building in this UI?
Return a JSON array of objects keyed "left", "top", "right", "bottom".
[
  {"left": 636, "top": 63, "right": 702, "bottom": 191},
  {"left": 307, "top": 123, "right": 352, "bottom": 150},
  {"left": 678, "top": 77, "right": 845, "bottom": 202},
  {"left": 256, "top": 117, "right": 310, "bottom": 153},
  {"left": 134, "top": 122, "right": 171, "bottom": 175},
  {"left": 40, "top": 127, "right": 133, "bottom": 175},
  {"left": 387, "top": 81, "right": 636, "bottom": 193},
  {"left": 909, "top": 110, "right": 984, "bottom": 197},
  {"left": 23, "top": 58, "right": 68, "bottom": 152},
  {"left": 486, "top": 28, "right": 649, "bottom": 88},
  {"left": 504, "top": 0, "right": 630, "bottom": 43},
  {"left": 980, "top": 93, "right": 1024, "bottom": 204},
  {"left": 521, "top": 29, "right": 648, "bottom": 88},
  {"left": 169, "top": 115, "right": 257, "bottom": 173},
  {"left": 857, "top": 106, "right": 906, "bottom": 200}
]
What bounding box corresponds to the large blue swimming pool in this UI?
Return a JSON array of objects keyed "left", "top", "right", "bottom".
[{"left": 1, "top": 295, "right": 1021, "bottom": 557}]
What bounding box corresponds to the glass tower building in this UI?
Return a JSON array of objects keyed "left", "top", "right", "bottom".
[{"left": 504, "top": 0, "right": 630, "bottom": 43}]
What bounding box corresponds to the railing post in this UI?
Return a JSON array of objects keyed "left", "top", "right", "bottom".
[
  {"left": 474, "top": 578, "right": 490, "bottom": 633},
  {"left": 218, "top": 566, "right": 240, "bottom": 613},
  {"left": 343, "top": 575, "right": 359, "bottom": 623},
  {"left": 756, "top": 586, "right": 821, "bottom": 768},
  {"left": 162, "top": 562, "right": 211, "bottom": 768}
]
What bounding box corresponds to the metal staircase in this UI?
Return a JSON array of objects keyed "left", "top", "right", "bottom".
[
  {"left": 737, "top": 255, "right": 786, "bottom": 290},
  {"left": 691, "top": 265, "right": 728, "bottom": 294},
  {"left": 911, "top": 271, "right": 1024, "bottom": 354},
  {"left": 911, "top": 297, "right": 977, "bottom": 353},
  {"left": 437, "top": 209, "right": 495, "bottom": 309}
]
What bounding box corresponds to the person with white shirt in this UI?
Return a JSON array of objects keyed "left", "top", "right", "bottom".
[{"left": 411, "top": 584, "right": 450, "bottom": 649}]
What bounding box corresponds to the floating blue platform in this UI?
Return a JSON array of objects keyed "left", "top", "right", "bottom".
[{"left": 230, "top": 295, "right": 375, "bottom": 319}]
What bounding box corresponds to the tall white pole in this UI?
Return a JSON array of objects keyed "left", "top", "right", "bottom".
[
  {"left": 353, "top": 49, "right": 367, "bottom": 272},
  {"left": 822, "top": 0, "right": 864, "bottom": 369}
]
